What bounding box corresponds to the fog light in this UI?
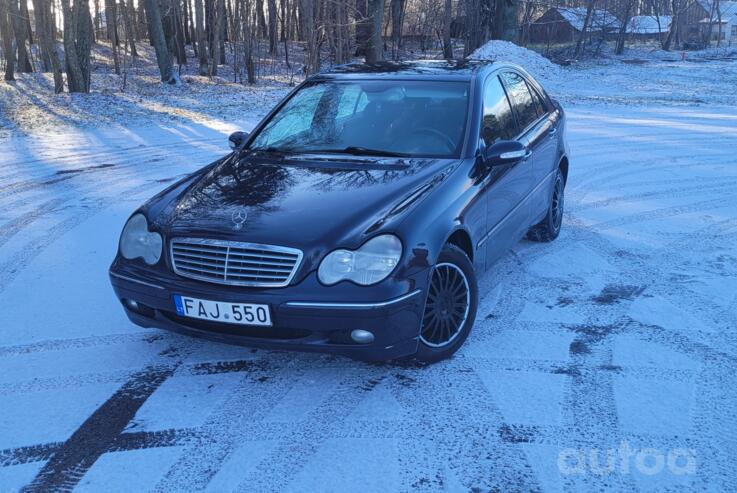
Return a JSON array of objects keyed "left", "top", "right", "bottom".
[
  {"left": 351, "top": 329, "right": 374, "bottom": 344},
  {"left": 125, "top": 299, "right": 139, "bottom": 311}
]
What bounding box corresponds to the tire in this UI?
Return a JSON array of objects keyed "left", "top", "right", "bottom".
[
  {"left": 414, "top": 244, "right": 478, "bottom": 363},
  {"left": 527, "top": 168, "right": 565, "bottom": 242}
]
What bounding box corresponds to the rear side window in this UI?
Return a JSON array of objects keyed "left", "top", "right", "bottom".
[
  {"left": 481, "top": 76, "right": 517, "bottom": 145},
  {"left": 501, "top": 72, "right": 539, "bottom": 132},
  {"left": 530, "top": 85, "right": 548, "bottom": 116}
]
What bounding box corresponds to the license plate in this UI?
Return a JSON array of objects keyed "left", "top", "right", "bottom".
[{"left": 174, "top": 295, "right": 272, "bottom": 326}]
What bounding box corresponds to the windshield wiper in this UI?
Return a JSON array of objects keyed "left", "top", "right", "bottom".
[{"left": 309, "top": 146, "right": 411, "bottom": 158}]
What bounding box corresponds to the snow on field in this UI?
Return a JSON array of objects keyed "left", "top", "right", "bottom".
[{"left": 1, "top": 58, "right": 737, "bottom": 491}]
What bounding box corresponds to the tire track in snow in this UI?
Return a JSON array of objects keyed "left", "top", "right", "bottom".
[
  {"left": 573, "top": 180, "right": 737, "bottom": 211},
  {"left": 21, "top": 364, "right": 179, "bottom": 492},
  {"left": 231, "top": 368, "right": 394, "bottom": 492},
  {"left": 151, "top": 357, "right": 297, "bottom": 491}
]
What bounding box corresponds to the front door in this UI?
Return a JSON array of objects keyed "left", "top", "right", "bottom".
[{"left": 478, "top": 74, "right": 534, "bottom": 269}]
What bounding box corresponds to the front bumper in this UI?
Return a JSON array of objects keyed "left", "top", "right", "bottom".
[{"left": 109, "top": 260, "right": 429, "bottom": 361}]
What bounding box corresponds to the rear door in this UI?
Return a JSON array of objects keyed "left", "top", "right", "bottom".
[
  {"left": 479, "top": 74, "right": 534, "bottom": 269},
  {"left": 527, "top": 79, "right": 560, "bottom": 217}
]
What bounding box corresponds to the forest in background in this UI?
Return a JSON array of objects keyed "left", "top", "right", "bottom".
[{"left": 0, "top": 0, "right": 727, "bottom": 95}]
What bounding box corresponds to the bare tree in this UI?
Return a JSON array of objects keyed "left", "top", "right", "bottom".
[
  {"left": 301, "top": 0, "right": 320, "bottom": 73},
  {"left": 194, "top": 0, "right": 209, "bottom": 74},
  {"left": 365, "top": 0, "right": 385, "bottom": 62},
  {"left": 256, "top": 0, "right": 267, "bottom": 37},
  {"left": 355, "top": 0, "right": 369, "bottom": 56},
  {"left": 267, "top": 0, "right": 278, "bottom": 54},
  {"left": 442, "top": 0, "right": 452, "bottom": 58},
  {"left": 119, "top": 0, "right": 138, "bottom": 56},
  {"left": 0, "top": 0, "right": 15, "bottom": 81},
  {"left": 9, "top": 0, "right": 33, "bottom": 72},
  {"left": 33, "top": 0, "right": 52, "bottom": 70},
  {"left": 492, "top": 0, "right": 518, "bottom": 41},
  {"left": 210, "top": 0, "right": 225, "bottom": 75},
  {"left": 32, "top": 0, "right": 65, "bottom": 91},
  {"left": 172, "top": 0, "right": 188, "bottom": 65},
  {"left": 615, "top": 0, "right": 634, "bottom": 55},
  {"left": 61, "top": 0, "right": 93, "bottom": 92},
  {"left": 105, "top": 0, "right": 121, "bottom": 74},
  {"left": 144, "top": 0, "right": 176, "bottom": 82},
  {"left": 463, "top": 0, "right": 492, "bottom": 55},
  {"left": 574, "top": 0, "right": 595, "bottom": 58},
  {"left": 715, "top": 0, "right": 723, "bottom": 47},
  {"left": 20, "top": 0, "right": 34, "bottom": 45},
  {"left": 389, "top": 0, "right": 404, "bottom": 58}
]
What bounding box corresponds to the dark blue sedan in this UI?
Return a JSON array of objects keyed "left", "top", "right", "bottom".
[{"left": 109, "top": 60, "right": 569, "bottom": 362}]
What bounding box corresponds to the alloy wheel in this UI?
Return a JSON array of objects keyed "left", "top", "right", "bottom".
[
  {"left": 552, "top": 177, "right": 564, "bottom": 231},
  {"left": 420, "top": 262, "right": 471, "bottom": 348}
]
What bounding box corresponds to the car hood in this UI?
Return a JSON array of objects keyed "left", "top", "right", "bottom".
[{"left": 150, "top": 153, "right": 459, "bottom": 251}]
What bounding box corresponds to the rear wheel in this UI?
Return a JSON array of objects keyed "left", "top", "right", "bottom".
[
  {"left": 527, "top": 168, "right": 565, "bottom": 242},
  {"left": 414, "top": 244, "right": 478, "bottom": 363}
]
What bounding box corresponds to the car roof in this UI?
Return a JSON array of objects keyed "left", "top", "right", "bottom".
[{"left": 313, "top": 59, "right": 493, "bottom": 81}]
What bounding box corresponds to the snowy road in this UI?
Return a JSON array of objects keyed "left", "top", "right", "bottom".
[{"left": 1, "top": 102, "right": 736, "bottom": 491}]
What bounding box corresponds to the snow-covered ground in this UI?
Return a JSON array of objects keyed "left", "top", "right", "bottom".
[{"left": 1, "top": 57, "right": 737, "bottom": 492}]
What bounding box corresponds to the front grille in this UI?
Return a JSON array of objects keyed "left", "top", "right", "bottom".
[{"left": 170, "top": 238, "right": 303, "bottom": 287}]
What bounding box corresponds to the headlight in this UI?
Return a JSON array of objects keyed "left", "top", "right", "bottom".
[
  {"left": 119, "top": 213, "right": 162, "bottom": 265},
  {"left": 318, "top": 234, "right": 402, "bottom": 286}
]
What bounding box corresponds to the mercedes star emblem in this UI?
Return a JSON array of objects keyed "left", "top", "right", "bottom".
[{"left": 231, "top": 208, "right": 248, "bottom": 230}]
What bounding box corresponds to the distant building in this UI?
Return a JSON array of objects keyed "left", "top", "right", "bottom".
[
  {"left": 681, "top": 0, "right": 737, "bottom": 44},
  {"left": 626, "top": 15, "right": 672, "bottom": 41},
  {"left": 530, "top": 7, "right": 621, "bottom": 44}
]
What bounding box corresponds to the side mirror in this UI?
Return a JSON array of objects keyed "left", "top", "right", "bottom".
[
  {"left": 483, "top": 140, "right": 530, "bottom": 167},
  {"left": 228, "top": 131, "right": 249, "bottom": 150}
]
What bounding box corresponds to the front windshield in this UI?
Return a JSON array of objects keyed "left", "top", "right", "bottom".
[{"left": 249, "top": 80, "right": 470, "bottom": 158}]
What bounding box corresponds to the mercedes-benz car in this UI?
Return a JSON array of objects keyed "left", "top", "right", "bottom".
[{"left": 109, "top": 60, "right": 569, "bottom": 363}]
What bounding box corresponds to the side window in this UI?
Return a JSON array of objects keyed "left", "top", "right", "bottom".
[
  {"left": 529, "top": 85, "right": 547, "bottom": 117},
  {"left": 481, "top": 75, "right": 517, "bottom": 146},
  {"left": 500, "top": 72, "right": 539, "bottom": 131}
]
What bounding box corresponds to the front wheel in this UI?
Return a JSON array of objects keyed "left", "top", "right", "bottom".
[{"left": 414, "top": 244, "right": 478, "bottom": 363}]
